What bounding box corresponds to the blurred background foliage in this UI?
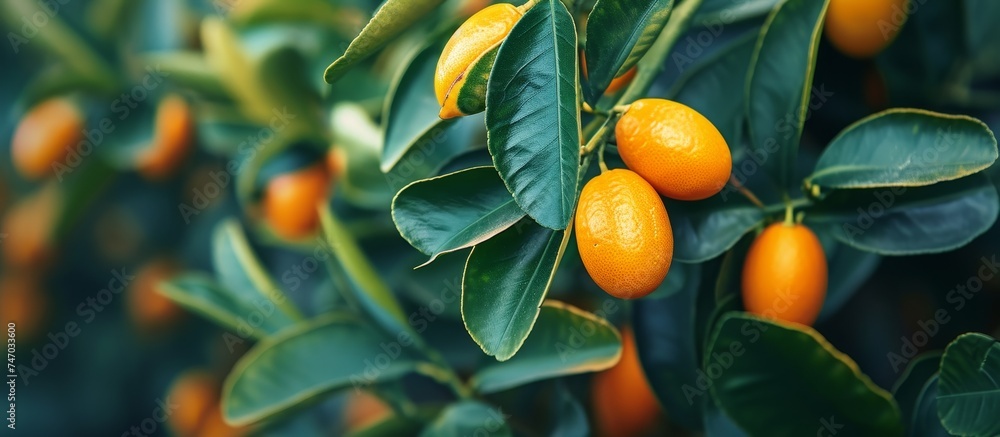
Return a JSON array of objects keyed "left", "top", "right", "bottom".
[{"left": 1, "top": 0, "right": 1000, "bottom": 436}]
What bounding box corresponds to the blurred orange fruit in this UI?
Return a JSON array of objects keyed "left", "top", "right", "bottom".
[
  {"left": 435, "top": 3, "right": 523, "bottom": 119},
  {"left": 167, "top": 370, "right": 219, "bottom": 436},
  {"left": 616, "top": 99, "right": 732, "bottom": 201},
  {"left": 742, "top": 222, "right": 828, "bottom": 326},
  {"left": 127, "top": 257, "right": 184, "bottom": 332},
  {"left": 198, "top": 404, "right": 246, "bottom": 437},
  {"left": 343, "top": 391, "right": 393, "bottom": 431},
  {"left": 263, "top": 163, "right": 330, "bottom": 239},
  {"left": 825, "top": 0, "right": 909, "bottom": 58},
  {"left": 592, "top": 326, "right": 661, "bottom": 437},
  {"left": 11, "top": 98, "right": 84, "bottom": 180},
  {"left": 1, "top": 183, "right": 60, "bottom": 269},
  {"left": 139, "top": 94, "right": 194, "bottom": 180},
  {"left": 0, "top": 273, "right": 49, "bottom": 341},
  {"left": 575, "top": 169, "right": 673, "bottom": 299}
]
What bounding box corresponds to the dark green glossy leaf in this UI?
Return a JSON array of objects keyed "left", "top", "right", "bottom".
[
  {"left": 462, "top": 219, "right": 569, "bottom": 360},
  {"left": 703, "top": 397, "right": 748, "bottom": 437},
  {"left": 633, "top": 276, "right": 705, "bottom": 430},
  {"left": 937, "top": 332, "right": 1000, "bottom": 436},
  {"left": 323, "top": 0, "right": 445, "bottom": 83},
  {"left": 911, "top": 376, "right": 951, "bottom": 437},
  {"left": 891, "top": 352, "right": 945, "bottom": 437},
  {"left": 666, "top": 193, "right": 763, "bottom": 263},
  {"left": 807, "top": 110, "right": 997, "bottom": 189},
  {"left": 708, "top": 313, "right": 903, "bottom": 436},
  {"left": 420, "top": 401, "right": 511, "bottom": 437},
  {"left": 319, "top": 207, "right": 416, "bottom": 344},
  {"left": 222, "top": 313, "right": 420, "bottom": 425},
  {"left": 583, "top": 0, "right": 673, "bottom": 103},
  {"left": 470, "top": 301, "right": 621, "bottom": 393},
  {"left": 817, "top": 234, "right": 880, "bottom": 321},
  {"left": 213, "top": 219, "right": 302, "bottom": 325},
  {"left": 550, "top": 381, "right": 590, "bottom": 437},
  {"left": 745, "top": 0, "right": 829, "bottom": 190},
  {"left": 383, "top": 42, "right": 452, "bottom": 172},
  {"left": 669, "top": 32, "right": 756, "bottom": 147},
  {"left": 392, "top": 167, "right": 526, "bottom": 266},
  {"left": 808, "top": 174, "right": 999, "bottom": 255},
  {"left": 648, "top": 259, "right": 700, "bottom": 299},
  {"left": 486, "top": 0, "right": 580, "bottom": 230},
  {"left": 159, "top": 273, "right": 271, "bottom": 338}
]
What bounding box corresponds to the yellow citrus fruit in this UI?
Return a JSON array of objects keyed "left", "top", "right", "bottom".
[
  {"left": 128, "top": 257, "right": 184, "bottom": 332},
  {"left": 0, "top": 273, "right": 49, "bottom": 341},
  {"left": 742, "top": 222, "right": 828, "bottom": 326},
  {"left": 139, "top": 94, "right": 194, "bottom": 180},
  {"left": 592, "top": 326, "right": 661, "bottom": 437},
  {"left": 167, "top": 370, "right": 218, "bottom": 436},
  {"left": 435, "top": 3, "right": 523, "bottom": 119},
  {"left": 343, "top": 391, "right": 393, "bottom": 431},
  {"left": 1, "top": 184, "right": 60, "bottom": 269},
  {"left": 825, "top": 0, "right": 909, "bottom": 58},
  {"left": 12, "top": 98, "right": 84, "bottom": 180},
  {"left": 263, "top": 163, "right": 330, "bottom": 239},
  {"left": 616, "top": 99, "right": 732, "bottom": 201},
  {"left": 575, "top": 169, "right": 673, "bottom": 299}
]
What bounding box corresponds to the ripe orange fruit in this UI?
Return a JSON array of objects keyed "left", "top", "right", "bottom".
[
  {"left": 128, "top": 257, "right": 184, "bottom": 332},
  {"left": 435, "top": 3, "right": 523, "bottom": 119},
  {"left": 0, "top": 273, "right": 49, "bottom": 341},
  {"left": 825, "top": 0, "right": 909, "bottom": 58},
  {"left": 343, "top": 391, "right": 393, "bottom": 431},
  {"left": 167, "top": 370, "right": 218, "bottom": 436},
  {"left": 741, "top": 222, "right": 828, "bottom": 326},
  {"left": 592, "top": 326, "right": 661, "bottom": 437},
  {"left": 1, "top": 183, "right": 60, "bottom": 269},
  {"left": 263, "top": 163, "right": 330, "bottom": 239},
  {"left": 139, "top": 94, "right": 194, "bottom": 180},
  {"left": 11, "top": 98, "right": 84, "bottom": 179},
  {"left": 616, "top": 99, "right": 732, "bottom": 201},
  {"left": 575, "top": 169, "right": 673, "bottom": 299}
]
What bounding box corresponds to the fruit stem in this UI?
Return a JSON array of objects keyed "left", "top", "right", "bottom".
[
  {"left": 611, "top": 104, "right": 631, "bottom": 114},
  {"left": 783, "top": 195, "right": 794, "bottom": 226},
  {"left": 580, "top": 117, "right": 612, "bottom": 156},
  {"left": 597, "top": 141, "right": 609, "bottom": 173},
  {"left": 728, "top": 175, "right": 765, "bottom": 209}
]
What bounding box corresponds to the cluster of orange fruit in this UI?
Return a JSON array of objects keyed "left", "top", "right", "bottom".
[{"left": 434, "top": 2, "right": 833, "bottom": 327}]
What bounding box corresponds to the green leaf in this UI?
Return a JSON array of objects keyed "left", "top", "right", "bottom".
[
  {"left": 319, "top": 207, "right": 416, "bottom": 344},
  {"left": 707, "top": 312, "right": 903, "bottom": 436},
  {"left": 808, "top": 174, "right": 999, "bottom": 255},
  {"left": 323, "top": 0, "right": 445, "bottom": 83},
  {"left": 383, "top": 42, "right": 452, "bottom": 172},
  {"left": 462, "top": 219, "right": 569, "bottom": 361},
  {"left": 420, "top": 401, "right": 511, "bottom": 437},
  {"left": 745, "top": 0, "right": 829, "bottom": 190},
  {"left": 222, "top": 313, "right": 421, "bottom": 425},
  {"left": 550, "top": 381, "right": 590, "bottom": 437},
  {"left": 937, "top": 332, "right": 1000, "bottom": 436},
  {"left": 669, "top": 32, "right": 757, "bottom": 148},
  {"left": 633, "top": 276, "right": 705, "bottom": 430},
  {"left": 891, "top": 352, "right": 945, "bottom": 437},
  {"left": 159, "top": 273, "right": 271, "bottom": 338},
  {"left": 666, "top": 193, "right": 763, "bottom": 263},
  {"left": 346, "top": 414, "right": 428, "bottom": 437},
  {"left": 470, "top": 301, "right": 621, "bottom": 393},
  {"left": 201, "top": 18, "right": 274, "bottom": 123},
  {"left": 392, "top": 167, "right": 525, "bottom": 266},
  {"left": 141, "top": 51, "right": 229, "bottom": 99},
  {"left": 911, "top": 376, "right": 952, "bottom": 437},
  {"left": 583, "top": 0, "right": 674, "bottom": 104},
  {"left": 486, "top": 0, "right": 581, "bottom": 230},
  {"left": 213, "top": 219, "right": 303, "bottom": 324},
  {"left": 807, "top": 109, "right": 998, "bottom": 189},
  {"left": 817, "top": 235, "right": 881, "bottom": 321},
  {"left": 648, "top": 258, "right": 700, "bottom": 299},
  {"left": 703, "top": 397, "right": 749, "bottom": 437},
  {"left": 331, "top": 103, "right": 396, "bottom": 209}
]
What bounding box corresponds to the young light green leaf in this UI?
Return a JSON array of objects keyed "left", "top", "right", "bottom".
[
  {"left": 808, "top": 174, "right": 999, "bottom": 255},
  {"left": 462, "top": 219, "right": 569, "bottom": 361},
  {"left": 470, "top": 301, "right": 621, "bottom": 393},
  {"left": 745, "top": 0, "right": 829, "bottom": 191},
  {"left": 392, "top": 167, "right": 526, "bottom": 266},
  {"left": 937, "top": 332, "right": 1000, "bottom": 436},
  {"left": 707, "top": 312, "right": 903, "bottom": 436},
  {"left": 323, "top": 0, "right": 445, "bottom": 83},
  {"left": 807, "top": 109, "right": 998, "bottom": 189},
  {"left": 583, "top": 0, "right": 674, "bottom": 104},
  {"left": 486, "top": 0, "right": 580, "bottom": 230},
  {"left": 159, "top": 273, "right": 273, "bottom": 338},
  {"left": 222, "top": 313, "right": 421, "bottom": 425}
]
